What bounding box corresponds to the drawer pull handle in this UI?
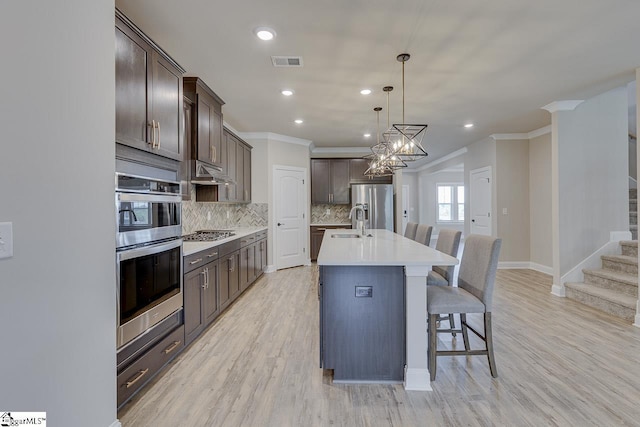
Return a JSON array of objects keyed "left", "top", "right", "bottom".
[
  {"left": 207, "top": 252, "right": 218, "bottom": 258},
  {"left": 189, "top": 258, "right": 203, "bottom": 265},
  {"left": 163, "top": 340, "right": 181, "bottom": 355},
  {"left": 317, "top": 228, "right": 327, "bottom": 231},
  {"left": 126, "top": 368, "right": 149, "bottom": 388}
]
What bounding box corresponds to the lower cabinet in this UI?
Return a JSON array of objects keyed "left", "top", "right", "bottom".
[
  {"left": 117, "top": 325, "right": 184, "bottom": 408},
  {"left": 184, "top": 260, "right": 218, "bottom": 346},
  {"left": 311, "top": 225, "right": 349, "bottom": 261}
]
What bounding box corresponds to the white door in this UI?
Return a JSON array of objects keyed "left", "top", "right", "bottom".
[
  {"left": 470, "top": 166, "right": 492, "bottom": 236},
  {"left": 402, "top": 185, "right": 409, "bottom": 235},
  {"left": 273, "top": 166, "right": 307, "bottom": 269}
]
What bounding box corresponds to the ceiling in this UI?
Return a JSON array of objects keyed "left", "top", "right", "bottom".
[{"left": 115, "top": 0, "right": 640, "bottom": 166}]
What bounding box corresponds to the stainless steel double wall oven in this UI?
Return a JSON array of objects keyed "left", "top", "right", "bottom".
[{"left": 116, "top": 173, "right": 183, "bottom": 349}]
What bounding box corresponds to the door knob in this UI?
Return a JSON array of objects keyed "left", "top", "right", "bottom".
[
  {"left": 472, "top": 219, "right": 475, "bottom": 222},
  {"left": 277, "top": 223, "right": 283, "bottom": 226}
]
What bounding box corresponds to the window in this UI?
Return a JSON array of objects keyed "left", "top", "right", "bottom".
[{"left": 437, "top": 184, "right": 464, "bottom": 222}]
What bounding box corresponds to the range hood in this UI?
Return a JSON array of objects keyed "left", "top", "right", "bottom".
[{"left": 191, "top": 160, "right": 236, "bottom": 185}]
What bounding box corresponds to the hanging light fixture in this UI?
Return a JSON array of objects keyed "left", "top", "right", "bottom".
[
  {"left": 364, "top": 107, "right": 394, "bottom": 177},
  {"left": 385, "top": 53, "right": 428, "bottom": 161}
]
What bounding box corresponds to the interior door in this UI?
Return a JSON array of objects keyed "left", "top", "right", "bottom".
[
  {"left": 470, "top": 166, "right": 492, "bottom": 236},
  {"left": 274, "top": 166, "right": 307, "bottom": 269}
]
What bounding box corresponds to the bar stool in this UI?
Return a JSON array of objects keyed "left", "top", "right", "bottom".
[
  {"left": 404, "top": 222, "right": 418, "bottom": 240},
  {"left": 427, "top": 229, "right": 462, "bottom": 334},
  {"left": 427, "top": 234, "right": 502, "bottom": 381}
]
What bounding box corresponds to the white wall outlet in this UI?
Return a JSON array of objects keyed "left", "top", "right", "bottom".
[
  {"left": 226, "top": 210, "right": 230, "bottom": 219},
  {"left": 207, "top": 211, "right": 211, "bottom": 221},
  {"left": 502, "top": 208, "right": 508, "bottom": 215},
  {"left": 326, "top": 209, "right": 331, "bottom": 215},
  {"left": 0, "top": 222, "right": 14, "bottom": 259}
]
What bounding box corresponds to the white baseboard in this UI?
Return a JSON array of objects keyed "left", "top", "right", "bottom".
[
  {"left": 497, "top": 262, "right": 552, "bottom": 276},
  {"left": 264, "top": 264, "right": 277, "bottom": 273},
  {"left": 109, "top": 420, "right": 122, "bottom": 427},
  {"left": 304, "top": 258, "right": 312, "bottom": 266},
  {"left": 551, "top": 284, "right": 566, "bottom": 297}
]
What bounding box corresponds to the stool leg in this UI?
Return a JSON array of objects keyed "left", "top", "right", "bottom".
[
  {"left": 461, "top": 313, "right": 470, "bottom": 351},
  {"left": 449, "top": 313, "right": 456, "bottom": 337},
  {"left": 429, "top": 313, "right": 438, "bottom": 381},
  {"left": 485, "top": 312, "right": 498, "bottom": 378}
]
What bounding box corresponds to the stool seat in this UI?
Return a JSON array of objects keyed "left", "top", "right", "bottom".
[{"left": 427, "top": 285, "right": 485, "bottom": 314}]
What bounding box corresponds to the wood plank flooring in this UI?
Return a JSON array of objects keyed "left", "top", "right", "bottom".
[{"left": 118, "top": 267, "right": 640, "bottom": 426}]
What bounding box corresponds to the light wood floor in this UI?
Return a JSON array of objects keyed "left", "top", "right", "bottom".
[{"left": 119, "top": 267, "right": 640, "bottom": 426}]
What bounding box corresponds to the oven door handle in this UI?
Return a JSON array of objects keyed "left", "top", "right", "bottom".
[
  {"left": 116, "top": 238, "right": 182, "bottom": 262},
  {"left": 117, "top": 192, "right": 181, "bottom": 204}
]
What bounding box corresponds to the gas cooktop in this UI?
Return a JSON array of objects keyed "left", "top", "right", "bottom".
[{"left": 182, "top": 230, "right": 235, "bottom": 242}]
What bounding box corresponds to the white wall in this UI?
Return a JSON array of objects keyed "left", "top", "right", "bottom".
[
  {"left": 496, "top": 139, "right": 531, "bottom": 262},
  {"left": 402, "top": 172, "right": 419, "bottom": 225},
  {"left": 529, "top": 132, "right": 553, "bottom": 269},
  {"left": 556, "top": 87, "right": 629, "bottom": 275},
  {"left": 0, "top": 2, "right": 116, "bottom": 426}
]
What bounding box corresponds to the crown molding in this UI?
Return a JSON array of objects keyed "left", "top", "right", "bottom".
[
  {"left": 541, "top": 100, "right": 584, "bottom": 113},
  {"left": 528, "top": 125, "right": 552, "bottom": 139},
  {"left": 222, "top": 121, "right": 240, "bottom": 136},
  {"left": 311, "top": 146, "right": 372, "bottom": 155},
  {"left": 490, "top": 125, "right": 552, "bottom": 141},
  {"left": 412, "top": 147, "right": 468, "bottom": 173},
  {"left": 239, "top": 132, "right": 313, "bottom": 147}
]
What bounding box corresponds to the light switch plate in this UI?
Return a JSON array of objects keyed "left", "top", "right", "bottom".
[{"left": 0, "top": 222, "right": 14, "bottom": 259}]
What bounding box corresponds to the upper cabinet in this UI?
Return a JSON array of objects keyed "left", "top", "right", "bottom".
[
  {"left": 183, "top": 77, "right": 224, "bottom": 169},
  {"left": 349, "top": 158, "right": 392, "bottom": 184},
  {"left": 195, "top": 127, "right": 252, "bottom": 203},
  {"left": 311, "top": 159, "right": 350, "bottom": 204},
  {"left": 115, "top": 10, "right": 185, "bottom": 161}
]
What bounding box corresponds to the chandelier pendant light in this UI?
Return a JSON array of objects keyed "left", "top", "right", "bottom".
[
  {"left": 385, "top": 53, "right": 428, "bottom": 161},
  {"left": 364, "top": 107, "right": 395, "bottom": 177}
]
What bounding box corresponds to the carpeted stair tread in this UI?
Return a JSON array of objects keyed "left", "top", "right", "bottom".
[
  {"left": 582, "top": 268, "right": 638, "bottom": 286},
  {"left": 565, "top": 282, "right": 637, "bottom": 309},
  {"left": 600, "top": 254, "right": 638, "bottom": 266}
]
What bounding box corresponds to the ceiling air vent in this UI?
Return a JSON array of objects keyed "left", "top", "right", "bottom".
[{"left": 271, "top": 56, "right": 303, "bottom": 67}]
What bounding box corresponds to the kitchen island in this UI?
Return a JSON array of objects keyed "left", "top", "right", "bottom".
[{"left": 317, "top": 229, "right": 458, "bottom": 390}]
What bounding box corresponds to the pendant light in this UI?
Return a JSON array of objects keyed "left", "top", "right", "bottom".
[
  {"left": 364, "top": 107, "right": 394, "bottom": 177},
  {"left": 385, "top": 53, "right": 428, "bottom": 161}
]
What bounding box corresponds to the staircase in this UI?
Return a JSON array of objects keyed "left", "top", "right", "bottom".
[
  {"left": 631, "top": 188, "right": 637, "bottom": 240},
  {"left": 565, "top": 240, "right": 638, "bottom": 322}
]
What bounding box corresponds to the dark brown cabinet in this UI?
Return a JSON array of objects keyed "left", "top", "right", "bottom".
[
  {"left": 218, "top": 240, "right": 241, "bottom": 311},
  {"left": 183, "top": 248, "right": 219, "bottom": 346},
  {"left": 349, "top": 158, "right": 393, "bottom": 184},
  {"left": 311, "top": 159, "right": 350, "bottom": 204},
  {"left": 195, "top": 128, "right": 252, "bottom": 203},
  {"left": 240, "top": 234, "right": 258, "bottom": 291},
  {"left": 115, "top": 11, "right": 184, "bottom": 161},
  {"left": 311, "top": 225, "right": 349, "bottom": 261},
  {"left": 183, "top": 77, "right": 225, "bottom": 168}
]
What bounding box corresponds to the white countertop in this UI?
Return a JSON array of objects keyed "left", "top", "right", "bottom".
[
  {"left": 183, "top": 226, "right": 268, "bottom": 256},
  {"left": 317, "top": 229, "right": 458, "bottom": 267},
  {"left": 310, "top": 223, "right": 352, "bottom": 227}
]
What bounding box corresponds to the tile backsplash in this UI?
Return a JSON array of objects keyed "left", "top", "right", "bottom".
[
  {"left": 311, "top": 204, "right": 351, "bottom": 224},
  {"left": 182, "top": 186, "right": 268, "bottom": 234}
]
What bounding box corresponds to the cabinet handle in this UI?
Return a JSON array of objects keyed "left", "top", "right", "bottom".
[
  {"left": 229, "top": 257, "right": 235, "bottom": 272},
  {"left": 126, "top": 368, "right": 149, "bottom": 388},
  {"left": 316, "top": 228, "right": 327, "bottom": 231},
  {"left": 156, "top": 121, "right": 161, "bottom": 149},
  {"left": 207, "top": 252, "right": 218, "bottom": 258},
  {"left": 211, "top": 145, "right": 216, "bottom": 163},
  {"left": 205, "top": 267, "right": 209, "bottom": 289},
  {"left": 150, "top": 120, "right": 156, "bottom": 148},
  {"left": 163, "top": 340, "right": 181, "bottom": 355},
  {"left": 189, "top": 258, "right": 203, "bottom": 265},
  {"left": 201, "top": 270, "right": 206, "bottom": 288}
]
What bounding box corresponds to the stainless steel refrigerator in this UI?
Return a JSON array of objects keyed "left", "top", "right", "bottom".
[{"left": 351, "top": 184, "right": 394, "bottom": 231}]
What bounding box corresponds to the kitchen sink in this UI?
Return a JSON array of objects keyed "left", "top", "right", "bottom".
[{"left": 331, "top": 233, "right": 361, "bottom": 238}]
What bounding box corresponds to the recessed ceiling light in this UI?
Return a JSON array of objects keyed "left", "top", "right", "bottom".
[
  {"left": 360, "top": 89, "right": 372, "bottom": 95},
  {"left": 464, "top": 123, "right": 474, "bottom": 128},
  {"left": 294, "top": 119, "right": 304, "bottom": 124},
  {"left": 254, "top": 27, "right": 276, "bottom": 41},
  {"left": 281, "top": 89, "right": 294, "bottom": 96},
  {"left": 363, "top": 133, "right": 371, "bottom": 138}
]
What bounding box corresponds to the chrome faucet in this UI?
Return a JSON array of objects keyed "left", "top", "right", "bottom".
[{"left": 349, "top": 204, "right": 366, "bottom": 236}]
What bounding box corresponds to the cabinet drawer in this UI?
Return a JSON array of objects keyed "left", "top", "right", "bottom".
[
  {"left": 239, "top": 233, "right": 256, "bottom": 247},
  {"left": 117, "top": 325, "right": 185, "bottom": 408},
  {"left": 219, "top": 240, "right": 240, "bottom": 257},
  {"left": 255, "top": 230, "right": 268, "bottom": 240},
  {"left": 184, "top": 248, "right": 219, "bottom": 273}
]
